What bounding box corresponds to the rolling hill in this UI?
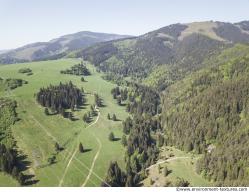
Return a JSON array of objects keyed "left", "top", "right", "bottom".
[
  {"left": 1, "top": 20, "right": 249, "bottom": 187},
  {"left": 77, "top": 21, "right": 249, "bottom": 89},
  {"left": 0, "top": 32, "right": 131, "bottom": 63}
]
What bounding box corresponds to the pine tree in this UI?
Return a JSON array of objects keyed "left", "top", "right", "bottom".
[
  {"left": 79, "top": 142, "right": 84, "bottom": 153},
  {"left": 48, "top": 155, "right": 56, "bottom": 165},
  {"left": 109, "top": 132, "right": 115, "bottom": 141},
  {"left": 113, "top": 114, "right": 117, "bottom": 121},
  {"left": 81, "top": 77, "right": 85, "bottom": 82},
  {"left": 83, "top": 113, "right": 88, "bottom": 122},
  {"left": 117, "top": 97, "right": 122, "bottom": 105},
  {"left": 90, "top": 105, "right": 96, "bottom": 116},
  {"left": 107, "top": 113, "right": 111, "bottom": 120},
  {"left": 104, "top": 161, "right": 126, "bottom": 186},
  {"left": 164, "top": 166, "right": 169, "bottom": 177},
  {"left": 55, "top": 142, "right": 60, "bottom": 152},
  {"left": 44, "top": 107, "right": 49, "bottom": 115}
]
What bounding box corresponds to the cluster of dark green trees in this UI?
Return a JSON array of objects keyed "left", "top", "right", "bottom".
[
  {"left": 101, "top": 161, "right": 126, "bottom": 187},
  {"left": 83, "top": 105, "right": 98, "bottom": 123},
  {"left": 126, "top": 84, "right": 161, "bottom": 116},
  {"left": 60, "top": 63, "right": 90, "bottom": 76},
  {"left": 36, "top": 81, "right": 85, "bottom": 117},
  {"left": 107, "top": 113, "right": 117, "bottom": 121},
  {"left": 111, "top": 87, "right": 128, "bottom": 105},
  {"left": 18, "top": 68, "right": 33, "bottom": 76},
  {"left": 0, "top": 78, "right": 28, "bottom": 90},
  {"left": 0, "top": 144, "right": 25, "bottom": 185},
  {"left": 94, "top": 94, "right": 103, "bottom": 107},
  {"left": 162, "top": 49, "right": 249, "bottom": 186}
]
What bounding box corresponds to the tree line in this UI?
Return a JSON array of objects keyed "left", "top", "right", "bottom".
[
  {"left": 0, "top": 99, "right": 25, "bottom": 185},
  {"left": 102, "top": 83, "right": 161, "bottom": 186}
]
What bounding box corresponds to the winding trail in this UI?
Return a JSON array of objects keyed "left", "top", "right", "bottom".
[
  {"left": 58, "top": 107, "right": 102, "bottom": 187},
  {"left": 146, "top": 156, "right": 191, "bottom": 170}
]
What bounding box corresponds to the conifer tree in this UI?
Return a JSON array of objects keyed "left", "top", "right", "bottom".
[
  {"left": 109, "top": 132, "right": 115, "bottom": 141},
  {"left": 79, "top": 142, "right": 84, "bottom": 153}
]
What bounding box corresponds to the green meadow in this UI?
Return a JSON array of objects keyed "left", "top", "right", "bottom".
[
  {"left": 142, "top": 146, "right": 211, "bottom": 187},
  {"left": 0, "top": 59, "right": 128, "bottom": 186}
]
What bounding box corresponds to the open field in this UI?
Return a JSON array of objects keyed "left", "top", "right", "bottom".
[
  {"left": 142, "top": 146, "right": 212, "bottom": 187},
  {"left": 0, "top": 59, "right": 128, "bottom": 186},
  {"left": 0, "top": 173, "right": 19, "bottom": 187}
]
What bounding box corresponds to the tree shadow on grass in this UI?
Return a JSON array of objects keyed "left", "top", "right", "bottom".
[
  {"left": 17, "top": 153, "right": 40, "bottom": 186},
  {"left": 113, "top": 138, "right": 121, "bottom": 142},
  {"left": 17, "top": 154, "right": 31, "bottom": 172},
  {"left": 71, "top": 117, "right": 79, "bottom": 121},
  {"left": 119, "top": 103, "right": 127, "bottom": 107},
  {"left": 24, "top": 174, "right": 39, "bottom": 186},
  {"left": 83, "top": 149, "right": 92, "bottom": 153},
  {"left": 167, "top": 170, "right": 173, "bottom": 175}
]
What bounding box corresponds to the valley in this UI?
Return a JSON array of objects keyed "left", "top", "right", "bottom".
[{"left": 1, "top": 20, "right": 249, "bottom": 187}]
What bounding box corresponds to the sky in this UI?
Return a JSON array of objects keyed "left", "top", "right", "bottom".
[{"left": 0, "top": 0, "right": 249, "bottom": 49}]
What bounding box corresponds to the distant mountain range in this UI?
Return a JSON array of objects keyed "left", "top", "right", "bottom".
[
  {"left": 1, "top": 20, "right": 249, "bottom": 67},
  {"left": 0, "top": 31, "right": 131, "bottom": 63}
]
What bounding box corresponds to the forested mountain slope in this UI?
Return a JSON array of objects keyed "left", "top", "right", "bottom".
[
  {"left": 161, "top": 44, "right": 249, "bottom": 186},
  {"left": 77, "top": 21, "right": 249, "bottom": 83}
]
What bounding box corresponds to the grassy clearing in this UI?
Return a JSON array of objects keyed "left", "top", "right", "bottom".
[
  {"left": 142, "top": 146, "right": 211, "bottom": 187},
  {"left": 0, "top": 173, "right": 19, "bottom": 187},
  {"left": 0, "top": 59, "right": 128, "bottom": 186}
]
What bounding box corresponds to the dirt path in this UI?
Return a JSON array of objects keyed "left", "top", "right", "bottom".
[
  {"left": 58, "top": 147, "right": 78, "bottom": 186},
  {"left": 146, "top": 156, "right": 191, "bottom": 170},
  {"left": 59, "top": 107, "right": 101, "bottom": 187},
  {"left": 81, "top": 135, "right": 101, "bottom": 187},
  {"left": 12, "top": 88, "right": 105, "bottom": 186},
  {"left": 30, "top": 115, "right": 58, "bottom": 142}
]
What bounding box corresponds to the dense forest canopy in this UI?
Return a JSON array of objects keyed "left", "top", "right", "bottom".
[
  {"left": 161, "top": 44, "right": 249, "bottom": 186},
  {"left": 36, "top": 81, "right": 85, "bottom": 115}
]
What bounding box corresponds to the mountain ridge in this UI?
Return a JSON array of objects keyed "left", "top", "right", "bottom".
[
  {"left": 0, "top": 31, "right": 131, "bottom": 63},
  {"left": 77, "top": 20, "right": 249, "bottom": 89}
]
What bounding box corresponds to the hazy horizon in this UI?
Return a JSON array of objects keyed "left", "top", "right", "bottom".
[{"left": 1, "top": 0, "right": 249, "bottom": 50}]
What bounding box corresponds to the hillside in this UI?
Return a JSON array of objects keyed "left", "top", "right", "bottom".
[
  {"left": 161, "top": 44, "right": 249, "bottom": 186},
  {"left": 77, "top": 21, "right": 249, "bottom": 88},
  {"left": 0, "top": 32, "right": 130, "bottom": 63},
  {"left": 1, "top": 20, "right": 249, "bottom": 187},
  {"left": 0, "top": 59, "right": 129, "bottom": 186}
]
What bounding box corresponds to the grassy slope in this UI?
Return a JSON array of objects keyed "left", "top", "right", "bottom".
[
  {"left": 0, "top": 173, "right": 19, "bottom": 187},
  {"left": 0, "top": 59, "right": 128, "bottom": 186},
  {"left": 143, "top": 147, "right": 211, "bottom": 187}
]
